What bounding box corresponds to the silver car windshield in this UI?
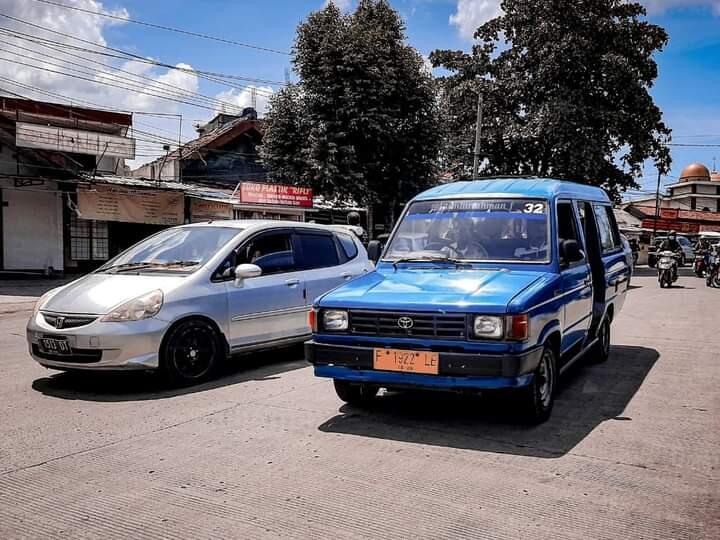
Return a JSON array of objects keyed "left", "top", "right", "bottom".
[
  {"left": 98, "top": 226, "right": 241, "bottom": 274},
  {"left": 384, "top": 199, "right": 550, "bottom": 263}
]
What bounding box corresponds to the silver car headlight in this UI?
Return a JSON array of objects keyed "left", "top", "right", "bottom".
[
  {"left": 322, "top": 310, "right": 349, "bottom": 331},
  {"left": 33, "top": 288, "right": 58, "bottom": 317},
  {"left": 101, "top": 290, "right": 163, "bottom": 322},
  {"left": 473, "top": 315, "right": 504, "bottom": 339}
]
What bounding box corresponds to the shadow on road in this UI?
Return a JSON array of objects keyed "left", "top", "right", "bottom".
[
  {"left": 318, "top": 345, "right": 658, "bottom": 458},
  {"left": 31, "top": 345, "right": 307, "bottom": 402}
]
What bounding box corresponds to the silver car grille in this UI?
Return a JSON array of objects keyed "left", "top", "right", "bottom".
[{"left": 42, "top": 313, "right": 97, "bottom": 330}]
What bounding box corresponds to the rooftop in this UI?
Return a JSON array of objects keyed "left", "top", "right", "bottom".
[{"left": 415, "top": 177, "right": 610, "bottom": 203}]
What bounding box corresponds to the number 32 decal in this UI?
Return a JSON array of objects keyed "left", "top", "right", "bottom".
[{"left": 523, "top": 203, "right": 545, "bottom": 214}]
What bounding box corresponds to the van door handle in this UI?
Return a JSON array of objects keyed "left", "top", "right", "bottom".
[
  {"left": 285, "top": 279, "right": 300, "bottom": 287},
  {"left": 341, "top": 272, "right": 352, "bottom": 280}
]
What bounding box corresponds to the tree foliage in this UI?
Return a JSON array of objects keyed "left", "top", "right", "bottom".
[
  {"left": 430, "top": 0, "right": 671, "bottom": 199},
  {"left": 260, "top": 0, "right": 439, "bottom": 217}
]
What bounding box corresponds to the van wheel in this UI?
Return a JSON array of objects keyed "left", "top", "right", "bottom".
[
  {"left": 517, "top": 345, "right": 556, "bottom": 424},
  {"left": 161, "top": 320, "right": 223, "bottom": 385},
  {"left": 333, "top": 379, "right": 379, "bottom": 406},
  {"left": 589, "top": 318, "right": 611, "bottom": 364}
]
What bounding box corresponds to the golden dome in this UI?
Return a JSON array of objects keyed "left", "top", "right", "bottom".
[{"left": 679, "top": 163, "right": 711, "bottom": 182}]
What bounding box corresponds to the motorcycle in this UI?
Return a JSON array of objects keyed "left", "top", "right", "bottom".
[
  {"left": 693, "top": 251, "right": 707, "bottom": 277},
  {"left": 706, "top": 250, "right": 720, "bottom": 288},
  {"left": 657, "top": 251, "right": 679, "bottom": 288}
]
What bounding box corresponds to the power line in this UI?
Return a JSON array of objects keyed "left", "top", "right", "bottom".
[
  {"left": 0, "top": 37, "right": 247, "bottom": 113},
  {"left": 0, "top": 16, "right": 279, "bottom": 95},
  {"left": 667, "top": 143, "right": 720, "bottom": 148},
  {"left": 31, "top": 0, "right": 290, "bottom": 55},
  {"left": 0, "top": 26, "right": 284, "bottom": 87},
  {"left": 0, "top": 55, "right": 230, "bottom": 113}
]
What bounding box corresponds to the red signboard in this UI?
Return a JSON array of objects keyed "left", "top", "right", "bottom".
[
  {"left": 640, "top": 219, "right": 700, "bottom": 234},
  {"left": 237, "top": 182, "right": 313, "bottom": 208},
  {"left": 659, "top": 208, "right": 679, "bottom": 220}
]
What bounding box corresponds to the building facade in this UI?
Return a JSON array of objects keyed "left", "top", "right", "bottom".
[{"left": 619, "top": 163, "right": 720, "bottom": 238}]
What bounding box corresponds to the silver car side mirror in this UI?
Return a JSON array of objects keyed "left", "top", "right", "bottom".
[{"left": 233, "top": 264, "right": 262, "bottom": 287}]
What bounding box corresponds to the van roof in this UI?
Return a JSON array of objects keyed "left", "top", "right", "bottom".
[{"left": 415, "top": 177, "right": 611, "bottom": 203}]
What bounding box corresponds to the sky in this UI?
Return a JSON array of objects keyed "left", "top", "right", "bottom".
[{"left": 0, "top": 0, "right": 719, "bottom": 198}]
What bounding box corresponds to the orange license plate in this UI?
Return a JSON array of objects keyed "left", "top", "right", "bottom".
[{"left": 373, "top": 349, "right": 439, "bottom": 375}]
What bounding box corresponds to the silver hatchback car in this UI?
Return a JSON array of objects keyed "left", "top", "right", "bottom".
[{"left": 27, "top": 221, "right": 372, "bottom": 384}]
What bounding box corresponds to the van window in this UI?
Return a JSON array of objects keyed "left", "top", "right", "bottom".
[
  {"left": 298, "top": 233, "right": 339, "bottom": 269},
  {"left": 557, "top": 202, "right": 584, "bottom": 265},
  {"left": 593, "top": 205, "right": 619, "bottom": 253}
]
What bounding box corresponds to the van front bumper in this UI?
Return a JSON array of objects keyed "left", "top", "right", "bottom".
[{"left": 305, "top": 341, "right": 543, "bottom": 390}]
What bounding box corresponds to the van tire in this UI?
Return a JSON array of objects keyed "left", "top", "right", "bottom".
[
  {"left": 588, "top": 318, "right": 611, "bottom": 364},
  {"left": 517, "top": 345, "right": 556, "bottom": 424},
  {"left": 333, "top": 379, "right": 379, "bottom": 406}
]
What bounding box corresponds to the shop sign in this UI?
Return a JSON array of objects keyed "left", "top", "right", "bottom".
[
  {"left": 699, "top": 224, "right": 720, "bottom": 233},
  {"left": 237, "top": 182, "right": 313, "bottom": 208},
  {"left": 190, "top": 198, "right": 233, "bottom": 222},
  {"left": 659, "top": 208, "right": 679, "bottom": 220},
  {"left": 77, "top": 185, "right": 183, "bottom": 225},
  {"left": 640, "top": 218, "right": 700, "bottom": 234}
]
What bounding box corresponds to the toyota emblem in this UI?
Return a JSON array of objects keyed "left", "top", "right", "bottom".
[{"left": 397, "top": 316, "right": 414, "bottom": 330}]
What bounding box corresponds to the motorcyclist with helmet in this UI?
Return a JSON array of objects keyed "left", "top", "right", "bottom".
[{"left": 659, "top": 231, "right": 682, "bottom": 280}]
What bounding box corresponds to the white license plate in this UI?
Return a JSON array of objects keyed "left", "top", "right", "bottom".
[{"left": 40, "top": 338, "right": 71, "bottom": 355}]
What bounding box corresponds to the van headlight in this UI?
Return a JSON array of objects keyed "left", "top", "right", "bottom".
[
  {"left": 473, "top": 315, "right": 504, "bottom": 339},
  {"left": 322, "top": 310, "right": 349, "bottom": 331},
  {"left": 101, "top": 290, "right": 163, "bottom": 322}
]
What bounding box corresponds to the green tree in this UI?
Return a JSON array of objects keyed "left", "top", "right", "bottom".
[
  {"left": 261, "top": 0, "right": 439, "bottom": 221},
  {"left": 431, "top": 0, "right": 671, "bottom": 200},
  {"left": 260, "top": 84, "right": 310, "bottom": 185}
]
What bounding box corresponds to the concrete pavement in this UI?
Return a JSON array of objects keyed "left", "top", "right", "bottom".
[{"left": 0, "top": 274, "right": 717, "bottom": 539}]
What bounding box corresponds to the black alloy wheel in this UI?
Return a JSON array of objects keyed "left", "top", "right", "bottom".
[
  {"left": 517, "top": 345, "right": 556, "bottom": 424},
  {"left": 162, "top": 320, "right": 223, "bottom": 385}
]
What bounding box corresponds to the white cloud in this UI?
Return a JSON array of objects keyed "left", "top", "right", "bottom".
[
  {"left": 643, "top": 0, "right": 720, "bottom": 15},
  {"left": 214, "top": 86, "right": 275, "bottom": 116},
  {"left": 449, "top": 0, "right": 503, "bottom": 40},
  {"left": 449, "top": 0, "right": 720, "bottom": 40},
  {"left": 324, "top": 0, "right": 353, "bottom": 12},
  {"left": 0, "top": 0, "right": 204, "bottom": 167}
]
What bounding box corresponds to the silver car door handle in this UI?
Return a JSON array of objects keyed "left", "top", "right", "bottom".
[
  {"left": 285, "top": 279, "right": 300, "bottom": 287},
  {"left": 341, "top": 272, "right": 352, "bottom": 280}
]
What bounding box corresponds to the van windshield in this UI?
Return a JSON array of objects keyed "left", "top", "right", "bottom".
[{"left": 384, "top": 199, "right": 550, "bottom": 263}]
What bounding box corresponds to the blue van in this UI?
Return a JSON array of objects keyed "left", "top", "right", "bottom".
[{"left": 305, "top": 178, "right": 631, "bottom": 422}]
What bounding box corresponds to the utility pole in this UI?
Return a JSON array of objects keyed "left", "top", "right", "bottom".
[
  {"left": 472, "top": 91, "right": 483, "bottom": 179},
  {"left": 653, "top": 168, "right": 662, "bottom": 238}
]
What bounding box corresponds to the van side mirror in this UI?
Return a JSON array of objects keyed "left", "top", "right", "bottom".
[
  {"left": 561, "top": 239, "right": 584, "bottom": 264},
  {"left": 367, "top": 240, "right": 383, "bottom": 263},
  {"left": 233, "top": 264, "right": 262, "bottom": 287}
]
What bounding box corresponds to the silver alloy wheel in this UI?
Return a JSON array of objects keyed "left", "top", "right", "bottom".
[{"left": 537, "top": 349, "right": 554, "bottom": 408}]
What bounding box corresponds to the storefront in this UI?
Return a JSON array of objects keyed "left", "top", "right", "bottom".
[
  {"left": 188, "top": 181, "right": 315, "bottom": 223},
  {"left": 68, "top": 180, "right": 185, "bottom": 272}
]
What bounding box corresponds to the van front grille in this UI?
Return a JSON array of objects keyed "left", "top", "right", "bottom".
[{"left": 348, "top": 310, "right": 467, "bottom": 340}]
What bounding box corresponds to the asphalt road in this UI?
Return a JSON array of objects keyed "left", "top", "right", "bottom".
[{"left": 0, "top": 273, "right": 718, "bottom": 539}]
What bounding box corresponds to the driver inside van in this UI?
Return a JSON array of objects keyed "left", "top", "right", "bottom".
[{"left": 514, "top": 225, "right": 548, "bottom": 258}]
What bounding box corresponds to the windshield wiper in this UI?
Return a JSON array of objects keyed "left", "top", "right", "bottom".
[
  {"left": 391, "top": 255, "right": 461, "bottom": 270},
  {"left": 102, "top": 260, "right": 200, "bottom": 273}
]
